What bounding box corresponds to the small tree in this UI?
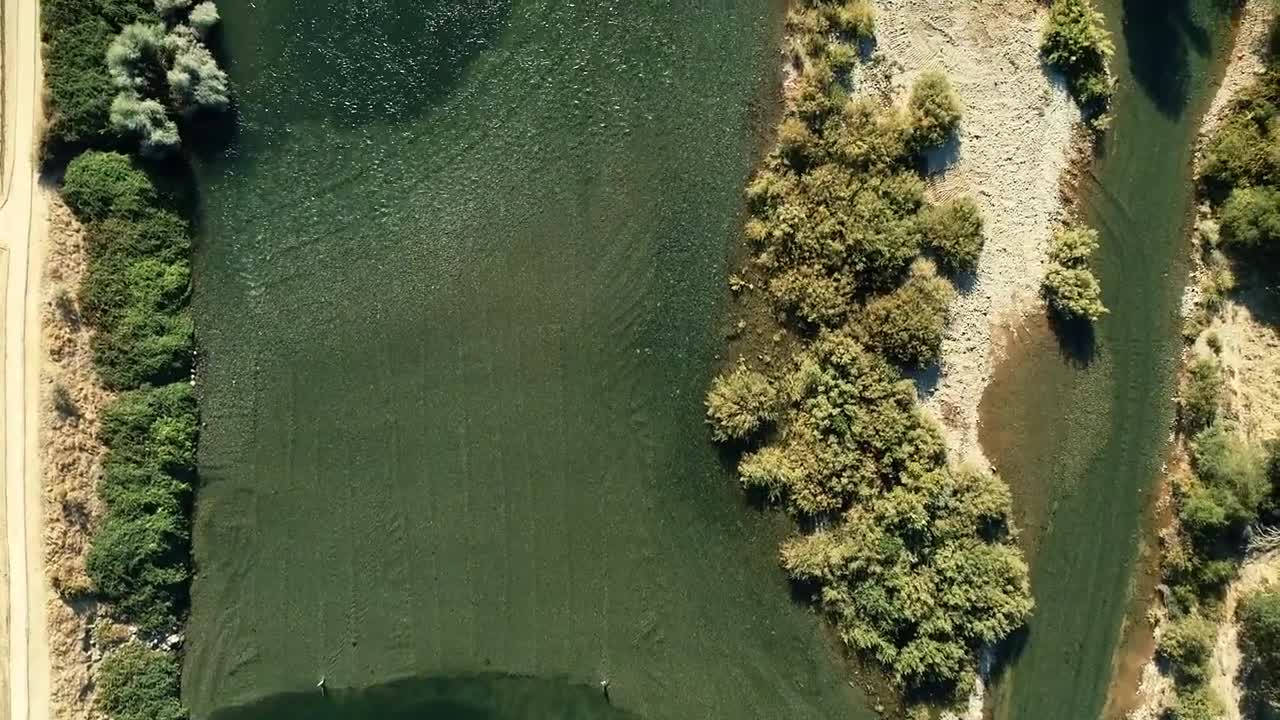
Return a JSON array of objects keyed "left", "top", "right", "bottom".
[
  {"left": 1157, "top": 612, "right": 1216, "bottom": 683},
  {"left": 919, "top": 196, "right": 985, "bottom": 274},
  {"left": 110, "top": 92, "right": 180, "bottom": 156},
  {"left": 705, "top": 363, "right": 778, "bottom": 442},
  {"left": 1042, "top": 0, "right": 1114, "bottom": 108},
  {"left": 164, "top": 30, "right": 230, "bottom": 114},
  {"left": 1219, "top": 186, "right": 1280, "bottom": 250},
  {"left": 188, "top": 1, "right": 220, "bottom": 38},
  {"left": 857, "top": 259, "right": 955, "bottom": 367},
  {"left": 1180, "top": 357, "right": 1223, "bottom": 434},
  {"left": 1238, "top": 586, "right": 1280, "bottom": 711},
  {"left": 1044, "top": 225, "right": 1108, "bottom": 321},
  {"left": 907, "top": 70, "right": 961, "bottom": 150}
]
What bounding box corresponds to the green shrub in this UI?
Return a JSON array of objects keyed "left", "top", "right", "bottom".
[
  {"left": 1219, "top": 185, "right": 1280, "bottom": 250},
  {"left": 1168, "top": 685, "right": 1226, "bottom": 720},
  {"left": 1238, "top": 587, "right": 1280, "bottom": 710},
  {"left": 857, "top": 259, "right": 955, "bottom": 367},
  {"left": 1158, "top": 613, "right": 1216, "bottom": 683},
  {"left": 1043, "top": 225, "right": 1108, "bottom": 321},
  {"left": 901, "top": 70, "right": 962, "bottom": 149},
  {"left": 907, "top": 70, "right": 962, "bottom": 150},
  {"left": 1041, "top": 0, "right": 1114, "bottom": 109},
  {"left": 781, "top": 463, "right": 1031, "bottom": 691},
  {"left": 96, "top": 642, "right": 185, "bottom": 720},
  {"left": 87, "top": 383, "right": 196, "bottom": 633},
  {"left": 1181, "top": 357, "right": 1223, "bottom": 435},
  {"left": 62, "top": 151, "right": 156, "bottom": 221},
  {"left": 705, "top": 363, "right": 778, "bottom": 442},
  {"left": 919, "top": 197, "right": 984, "bottom": 274}
]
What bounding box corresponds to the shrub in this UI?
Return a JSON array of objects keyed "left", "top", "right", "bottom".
[
  {"left": 829, "top": 0, "right": 874, "bottom": 40},
  {"left": 1168, "top": 685, "right": 1226, "bottom": 720},
  {"left": 1041, "top": 0, "right": 1114, "bottom": 109},
  {"left": 919, "top": 197, "right": 984, "bottom": 274},
  {"left": 857, "top": 259, "right": 955, "bottom": 367},
  {"left": 62, "top": 151, "right": 156, "bottom": 221},
  {"left": 1180, "top": 357, "right": 1223, "bottom": 435},
  {"left": 1044, "top": 225, "right": 1108, "bottom": 321},
  {"left": 188, "top": 2, "right": 219, "bottom": 37},
  {"left": 96, "top": 642, "right": 185, "bottom": 720},
  {"left": 1238, "top": 587, "right": 1280, "bottom": 710},
  {"left": 1158, "top": 613, "right": 1216, "bottom": 683},
  {"left": 907, "top": 70, "right": 962, "bottom": 150},
  {"left": 705, "top": 363, "right": 778, "bottom": 442},
  {"left": 1219, "top": 186, "right": 1280, "bottom": 250}
]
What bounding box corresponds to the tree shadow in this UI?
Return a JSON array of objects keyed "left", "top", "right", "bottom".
[
  {"left": 1121, "top": 0, "right": 1216, "bottom": 118},
  {"left": 1047, "top": 309, "right": 1098, "bottom": 368}
]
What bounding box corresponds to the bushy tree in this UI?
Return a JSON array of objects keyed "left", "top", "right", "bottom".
[
  {"left": 1158, "top": 613, "right": 1216, "bottom": 683},
  {"left": 1041, "top": 0, "right": 1114, "bottom": 108},
  {"left": 188, "top": 2, "right": 219, "bottom": 37},
  {"left": 919, "top": 196, "right": 984, "bottom": 274},
  {"left": 62, "top": 151, "right": 156, "bottom": 221},
  {"left": 1219, "top": 185, "right": 1280, "bottom": 250},
  {"left": 106, "top": 22, "right": 168, "bottom": 94},
  {"left": 857, "top": 259, "right": 955, "bottom": 367},
  {"left": 1043, "top": 225, "right": 1108, "bottom": 321},
  {"left": 1238, "top": 587, "right": 1280, "bottom": 711},
  {"left": 164, "top": 29, "right": 230, "bottom": 114},
  {"left": 110, "top": 91, "right": 180, "bottom": 156},
  {"left": 907, "top": 70, "right": 962, "bottom": 150},
  {"left": 1180, "top": 357, "right": 1223, "bottom": 435},
  {"left": 705, "top": 363, "right": 778, "bottom": 442},
  {"left": 97, "top": 642, "right": 185, "bottom": 720}
]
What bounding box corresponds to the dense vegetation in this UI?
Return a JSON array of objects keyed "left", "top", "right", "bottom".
[
  {"left": 705, "top": 0, "right": 1030, "bottom": 704},
  {"left": 43, "top": 0, "right": 222, "bottom": 716},
  {"left": 59, "top": 150, "right": 197, "bottom": 719},
  {"left": 1040, "top": 0, "right": 1114, "bottom": 114},
  {"left": 43, "top": 0, "right": 226, "bottom": 153},
  {"left": 1238, "top": 587, "right": 1280, "bottom": 715},
  {"left": 1043, "top": 224, "right": 1108, "bottom": 322}
]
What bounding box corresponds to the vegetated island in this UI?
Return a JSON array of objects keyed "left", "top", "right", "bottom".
[
  {"left": 39, "top": 0, "right": 229, "bottom": 718},
  {"left": 705, "top": 1, "right": 1035, "bottom": 714},
  {"left": 1129, "top": 5, "right": 1280, "bottom": 719}
]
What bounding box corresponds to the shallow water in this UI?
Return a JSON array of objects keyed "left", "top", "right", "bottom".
[
  {"left": 184, "top": 2, "right": 875, "bottom": 719},
  {"left": 982, "top": 2, "right": 1234, "bottom": 719}
]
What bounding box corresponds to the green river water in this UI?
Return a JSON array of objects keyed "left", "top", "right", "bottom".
[
  {"left": 184, "top": 2, "right": 875, "bottom": 719},
  {"left": 983, "top": 2, "right": 1235, "bottom": 719}
]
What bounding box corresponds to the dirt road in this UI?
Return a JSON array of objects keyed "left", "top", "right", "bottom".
[{"left": 0, "top": 0, "right": 50, "bottom": 718}]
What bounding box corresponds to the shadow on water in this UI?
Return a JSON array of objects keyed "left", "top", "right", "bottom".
[
  {"left": 1047, "top": 311, "right": 1098, "bottom": 367},
  {"left": 238, "top": 0, "right": 510, "bottom": 128},
  {"left": 1120, "top": 0, "right": 1214, "bottom": 117},
  {"left": 208, "top": 675, "right": 641, "bottom": 720}
]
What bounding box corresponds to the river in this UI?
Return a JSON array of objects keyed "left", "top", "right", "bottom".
[
  {"left": 982, "top": 2, "right": 1235, "bottom": 719},
  {"left": 183, "top": 1, "right": 875, "bottom": 719}
]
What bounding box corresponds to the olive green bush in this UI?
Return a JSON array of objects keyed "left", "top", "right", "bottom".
[
  {"left": 1200, "top": 67, "right": 1280, "bottom": 199},
  {"left": 1157, "top": 613, "right": 1216, "bottom": 683},
  {"left": 87, "top": 383, "right": 196, "bottom": 634},
  {"left": 919, "top": 196, "right": 985, "bottom": 274},
  {"left": 1167, "top": 685, "right": 1226, "bottom": 720},
  {"left": 1043, "top": 225, "right": 1108, "bottom": 321},
  {"left": 705, "top": 363, "right": 778, "bottom": 442},
  {"left": 62, "top": 151, "right": 194, "bottom": 389},
  {"left": 1238, "top": 587, "right": 1280, "bottom": 712},
  {"left": 1180, "top": 357, "right": 1223, "bottom": 435},
  {"left": 1219, "top": 186, "right": 1280, "bottom": 250},
  {"left": 907, "top": 71, "right": 962, "bottom": 151},
  {"left": 857, "top": 259, "right": 954, "bottom": 367},
  {"left": 1041, "top": 0, "right": 1114, "bottom": 109},
  {"left": 96, "top": 641, "right": 185, "bottom": 720}
]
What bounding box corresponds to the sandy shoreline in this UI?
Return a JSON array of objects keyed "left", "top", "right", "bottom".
[{"left": 869, "top": 0, "right": 1080, "bottom": 467}]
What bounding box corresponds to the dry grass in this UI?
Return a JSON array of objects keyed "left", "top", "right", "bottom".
[{"left": 40, "top": 193, "right": 110, "bottom": 720}]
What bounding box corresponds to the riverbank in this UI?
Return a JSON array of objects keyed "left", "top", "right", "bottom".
[
  {"left": 40, "top": 194, "right": 109, "bottom": 720},
  {"left": 1126, "top": 5, "right": 1280, "bottom": 717},
  {"left": 870, "top": 0, "right": 1080, "bottom": 465}
]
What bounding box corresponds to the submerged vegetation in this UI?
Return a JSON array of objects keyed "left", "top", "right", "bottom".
[
  {"left": 1040, "top": 0, "right": 1114, "bottom": 115},
  {"left": 1043, "top": 225, "right": 1108, "bottom": 322},
  {"left": 41, "top": 0, "right": 227, "bottom": 716},
  {"left": 705, "top": 0, "right": 1030, "bottom": 704}
]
